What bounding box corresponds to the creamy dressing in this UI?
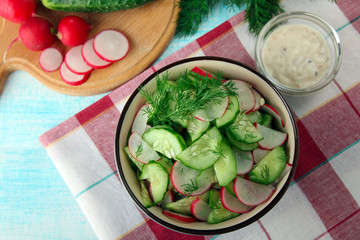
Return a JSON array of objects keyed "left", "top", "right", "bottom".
[{"left": 263, "top": 24, "right": 330, "bottom": 89}]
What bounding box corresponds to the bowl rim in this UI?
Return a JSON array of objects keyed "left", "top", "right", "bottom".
[
  {"left": 255, "top": 11, "right": 342, "bottom": 95},
  {"left": 114, "top": 56, "right": 299, "bottom": 235}
]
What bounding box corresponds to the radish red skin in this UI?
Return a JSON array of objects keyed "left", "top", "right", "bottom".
[
  {"left": 57, "top": 15, "right": 90, "bottom": 47},
  {"left": 0, "top": 0, "right": 36, "bottom": 23},
  {"left": 19, "top": 17, "right": 55, "bottom": 51}
]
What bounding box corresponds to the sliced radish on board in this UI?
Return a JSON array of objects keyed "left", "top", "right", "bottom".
[
  {"left": 191, "top": 197, "right": 212, "bottom": 221},
  {"left": 65, "top": 45, "right": 93, "bottom": 74},
  {"left": 162, "top": 210, "right": 197, "bottom": 223},
  {"left": 220, "top": 187, "right": 254, "bottom": 213},
  {"left": 59, "top": 61, "right": 90, "bottom": 86},
  {"left": 233, "top": 176, "right": 276, "bottom": 206},
  {"left": 233, "top": 147, "right": 253, "bottom": 175},
  {"left": 227, "top": 80, "right": 255, "bottom": 113},
  {"left": 39, "top": 47, "right": 63, "bottom": 72},
  {"left": 254, "top": 123, "right": 288, "bottom": 150},
  {"left": 252, "top": 88, "right": 265, "bottom": 112},
  {"left": 93, "top": 29, "right": 130, "bottom": 62},
  {"left": 261, "top": 104, "right": 285, "bottom": 128},
  {"left": 81, "top": 38, "right": 112, "bottom": 69},
  {"left": 128, "top": 132, "right": 160, "bottom": 164},
  {"left": 131, "top": 104, "right": 152, "bottom": 137}
]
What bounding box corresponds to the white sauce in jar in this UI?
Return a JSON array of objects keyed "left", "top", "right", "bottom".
[{"left": 263, "top": 24, "right": 330, "bottom": 89}]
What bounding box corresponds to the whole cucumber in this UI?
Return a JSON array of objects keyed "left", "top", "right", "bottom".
[{"left": 41, "top": 0, "right": 155, "bottom": 12}]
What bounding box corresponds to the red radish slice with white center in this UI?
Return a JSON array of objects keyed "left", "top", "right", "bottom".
[
  {"left": 191, "top": 197, "right": 212, "bottom": 221},
  {"left": 272, "top": 163, "right": 292, "bottom": 186},
  {"left": 261, "top": 104, "right": 285, "bottom": 128},
  {"left": 171, "top": 161, "right": 212, "bottom": 196},
  {"left": 226, "top": 80, "right": 255, "bottom": 113},
  {"left": 254, "top": 123, "right": 288, "bottom": 150},
  {"left": 162, "top": 210, "right": 197, "bottom": 223},
  {"left": 233, "top": 176, "right": 276, "bottom": 206},
  {"left": 220, "top": 187, "right": 254, "bottom": 213},
  {"left": 93, "top": 29, "right": 130, "bottom": 62},
  {"left": 131, "top": 104, "right": 152, "bottom": 137},
  {"left": 252, "top": 148, "right": 270, "bottom": 164},
  {"left": 128, "top": 132, "right": 160, "bottom": 164},
  {"left": 81, "top": 38, "right": 112, "bottom": 69},
  {"left": 39, "top": 47, "right": 63, "bottom": 72},
  {"left": 233, "top": 147, "right": 253, "bottom": 175},
  {"left": 59, "top": 62, "right": 90, "bottom": 86},
  {"left": 65, "top": 45, "right": 93, "bottom": 74},
  {"left": 252, "top": 88, "right": 265, "bottom": 112}
]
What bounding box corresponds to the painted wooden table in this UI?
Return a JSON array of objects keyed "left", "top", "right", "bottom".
[{"left": 0, "top": 4, "right": 238, "bottom": 240}]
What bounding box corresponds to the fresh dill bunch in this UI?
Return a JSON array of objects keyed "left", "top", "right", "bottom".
[{"left": 244, "top": 0, "right": 284, "bottom": 35}]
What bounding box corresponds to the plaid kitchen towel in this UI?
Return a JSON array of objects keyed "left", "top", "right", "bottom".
[{"left": 39, "top": 0, "right": 360, "bottom": 239}]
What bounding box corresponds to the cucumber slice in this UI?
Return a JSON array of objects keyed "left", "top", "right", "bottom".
[
  {"left": 157, "top": 156, "right": 173, "bottom": 174},
  {"left": 225, "top": 128, "right": 258, "bottom": 151},
  {"left": 260, "top": 113, "right": 273, "bottom": 128},
  {"left": 228, "top": 112, "right": 263, "bottom": 144},
  {"left": 246, "top": 111, "right": 263, "bottom": 124},
  {"left": 215, "top": 95, "right": 240, "bottom": 128},
  {"left": 208, "top": 189, "right": 221, "bottom": 209},
  {"left": 177, "top": 127, "right": 222, "bottom": 170},
  {"left": 187, "top": 116, "right": 211, "bottom": 142},
  {"left": 164, "top": 196, "right": 196, "bottom": 215},
  {"left": 140, "top": 180, "right": 154, "bottom": 208},
  {"left": 139, "top": 161, "right": 169, "bottom": 204},
  {"left": 142, "top": 126, "right": 186, "bottom": 159},
  {"left": 249, "top": 146, "right": 288, "bottom": 185},
  {"left": 214, "top": 141, "right": 237, "bottom": 187},
  {"left": 207, "top": 199, "right": 240, "bottom": 224}
]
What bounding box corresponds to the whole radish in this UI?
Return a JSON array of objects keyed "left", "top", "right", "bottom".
[
  {"left": 0, "top": 0, "right": 37, "bottom": 23},
  {"left": 19, "top": 16, "right": 56, "bottom": 51},
  {"left": 57, "top": 15, "right": 90, "bottom": 47}
]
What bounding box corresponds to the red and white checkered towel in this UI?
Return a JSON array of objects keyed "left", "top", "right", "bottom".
[{"left": 39, "top": 0, "right": 360, "bottom": 239}]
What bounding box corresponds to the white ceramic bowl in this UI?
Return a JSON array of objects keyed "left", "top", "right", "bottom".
[
  {"left": 255, "top": 11, "right": 342, "bottom": 95},
  {"left": 115, "top": 56, "right": 299, "bottom": 235}
]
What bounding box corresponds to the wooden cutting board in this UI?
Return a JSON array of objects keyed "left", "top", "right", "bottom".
[{"left": 0, "top": 0, "right": 179, "bottom": 96}]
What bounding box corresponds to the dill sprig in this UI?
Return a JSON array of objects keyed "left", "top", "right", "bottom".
[
  {"left": 139, "top": 70, "right": 237, "bottom": 127},
  {"left": 181, "top": 179, "right": 199, "bottom": 196},
  {"left": 244, "top": 0, "right": 284, "bottom": 35}
]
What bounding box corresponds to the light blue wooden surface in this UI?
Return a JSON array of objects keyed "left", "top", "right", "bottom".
[{"left": 0, "top": 4, "right": 241, "bottom": 240}]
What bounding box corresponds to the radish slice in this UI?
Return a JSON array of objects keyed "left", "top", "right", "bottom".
[
  {"left": 191, "top": 197, "right": 212, "bottom": 221},
  {"left": 39, "top": 47, "right": 63, "bottom": 72},
  {"left": 131, "top": 104, "right": 152, "bottom": 137},
  {"left": 252, "top": 88, "right": 265, "bottom": 112},
  {"left": 226, "top": 80, "right": 255, "bottom": 113},
  {"left": 254, "top": 123, "right": 288, "bottom": 150},
  {"left": 65, "top": 45, "right": 93, "bottom": 74},
  {"left": 59, "top": 62, "right": 90, "bottom": 86},
  {"left": 261, "top": 104, "right": 285, "bottom": 128},
  {"left": 171, "top": 161, "right": 213, "bottom": 196},
  {"left": 233, "top": 147, "right": 253, "bottom": 175},
  {"left": 81, "top": 38, "right": 112, "bottom": 69},
  {"left": 252, "top": 148, "right": 270, "bottom": 164},
  {"left": 191, "top": 66, "right": 215, "bottom": 78},
  {"left": 128, "top": 132, "right": 160, "bottom": 164},
  {"left": 233, "top": 176, "right": 276, "bottom": 206},
  {"left": 160, "top": 190, "right": 175, "bottom": 208},
  {"left": 93, "top": 29, "right": 130, "bottom": 62},
  {"left": 162, "top": 210, "right": 197, "bottom": 223},
  {"left": 220, "top": 187, "right": 254, "bottom": 213}
]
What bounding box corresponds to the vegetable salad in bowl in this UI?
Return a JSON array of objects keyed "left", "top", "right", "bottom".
[{"left": 115, "top": 57, "right": 299, "bottom": 235}]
